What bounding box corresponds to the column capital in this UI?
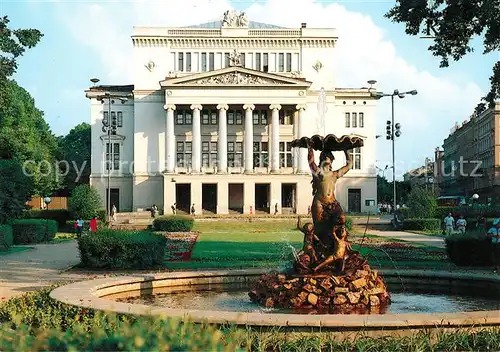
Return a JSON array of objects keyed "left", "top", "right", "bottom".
[
  {"left": 164, "top": 104, "right": 176, "bottom": 111},
  {"left": 269, "top": 104, "right": 282, "bottom": 111},
  {"left": 190, "top": 104, "right": 203, "bottom": 111},
  {"left": 296, "top": 104, "right": 307, "bottom": 111},
  {"left": 243, "top": 104, "right": 255, "bottom": 111},
  {"left": 216, "top": 104, "right": 229, "bottom": 111}
]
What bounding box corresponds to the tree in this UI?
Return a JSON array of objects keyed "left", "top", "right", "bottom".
[
  {"left": 0, "top": 16, "right": 43, "bottom": 80},
  {"left": 58, "top": 123, "right": 91, "bottom": 195},
  {"left": 0, "top": 160, "right": 33, "bottom": 224},
  {"left": 0, "top": 79, "right": 62, "bottom": 196},
  {"left": 68, "top": 185, "right": 102, "bottom": 220},
  {"left": 407, "top": 185, "right": 437, "bottom": 219},
  {"left": 386, "top": 0, "right": 500, "bottom": 112}
]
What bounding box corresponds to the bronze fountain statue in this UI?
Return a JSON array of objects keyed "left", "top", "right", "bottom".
[{"left": 249, "top": 134, "right": 390, "bottom": 314}]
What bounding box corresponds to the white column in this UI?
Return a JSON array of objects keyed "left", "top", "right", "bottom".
[
  {"left": 190, "top": 104, "right": 203, "bottom": 173},
  {"left": 217, "top": 104, "right": 228, "bottom": 173},
  {"left": 270, "top": 104, "right": 281, "bottom": 173},
  {"left": 296, "top": 104, "right": 309, "bottom": 174},
  {"left": 243, "top": 104, "right": 255, "bottom": 173},
  {"left": 164, "top": 104, "right": 176, "bottom": 173}
]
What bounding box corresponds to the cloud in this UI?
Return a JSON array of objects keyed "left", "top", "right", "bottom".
[{"left": 56, "top": 0, "right": 484, "bottom": 176}]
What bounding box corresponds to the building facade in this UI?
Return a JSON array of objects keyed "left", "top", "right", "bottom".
[
  {"left": 435, "top": 101, "right": 500, "bottom": 202},
  {"left": 86, "top": 11, "right": 378, "bottom": 215},
  {"left": 403, "top": 158, "right": 435, "bottom": 193}
]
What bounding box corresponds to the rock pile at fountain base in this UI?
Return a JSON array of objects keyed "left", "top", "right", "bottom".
[{"left": 249, "top": 252, "right": 391, "bottom": 314}]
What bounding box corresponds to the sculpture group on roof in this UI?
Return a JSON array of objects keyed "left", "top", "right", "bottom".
[{"left": 222, "top": 10, "right": 249, "bottom": 28}]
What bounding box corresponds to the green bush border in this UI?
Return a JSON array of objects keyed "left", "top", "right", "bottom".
[
  {"left": 152, "top": 215, "right": 194, "bottom": 232},
  {"left": 10, "top": 219, "right": 58, "bottom": 244},
  {"left": 445, "top": 234, "right": 499, "bottom": 266},
  {"left": 403, "top": 218, "right": 441, "bottom": 232},
  {"left": 0, "top": 224, "right": 13, "bottom": 251}
]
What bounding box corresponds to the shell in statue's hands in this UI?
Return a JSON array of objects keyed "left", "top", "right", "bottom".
[{"left": 291, "top": 134, "right": 364, "bottom": 151}]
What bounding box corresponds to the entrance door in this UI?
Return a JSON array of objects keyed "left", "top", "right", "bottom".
[
  {"left": 228, "top": 183, "right": 244, "bottom": 213},
  {"left": 281, "top": 183, "right": 296, "bottom": 214},
  {"left": 202, "top": 184, "right": 217, "bottom": 214},
  {"left": 255, "top": 184, "right": 270, "bottom": 213},
  {"left": 106, "top": 188, "right": 120, "bottom": 212},
  {"left": 348, "top": 189, "right": 361, "bottom": 213},
  {"left": 175, "top": 184, "right": 191, "bottom": 213}
]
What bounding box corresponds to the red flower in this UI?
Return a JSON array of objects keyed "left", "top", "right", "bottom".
[{"left": 81, "top": 310, "right": 87, "bottom": 315}]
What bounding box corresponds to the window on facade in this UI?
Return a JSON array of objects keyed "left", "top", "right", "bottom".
[
  {"left": 228, "top": 111, "right": 234, "bottom": 125},
  {"left": 261, "top": 111, "right": 268, "bottom": 125},
  {"left": 176, "top": 111, "right": 184, "bottom": 125},
  {"left": 201, "top": 53, "right": 207, "bottom": 72},
  {"left": 224, "top": 53, "right": 230, "bottom": 68},
  {"left": 253, "top": 111, "right": 259, "bottom": 125},
  {"left": 286, "top": 53, "right": 292, "bottom": 72},
  {"left": 263, "top": 53, "right": 269, "bottom": 72},
  {"left": 186, "top": 53, "right": 192, "bottom": 72},
  {"left": 117, "top": 112, "right": 123, "bottom": 127},
  {"left": 185, "top": 111, "right": 192, "bottom": 125},
  {"left": 210, "top": 111, "right": 217, "bottom": 125},
  {"left": 175, "top": 110, "right": 193, "bottom": 125},
  {"left": 178, "top": 53, "right": 184, "bottom": 72},
  {"left": 349, "top": 147, "right": 361, "bottom": 170},
  {"left": 253, "top": 142, "right": 269, "bottom": 167},
  {"left": 279, "top": 110, "right": 294, "bottom": 125},
  {"left": 279, "top": 142, "right": 293, "bottom": 167},
  {"left": 209, "top": 53, "right": 215, "bottom": 70},
  {"left": 176, "top": 141, "right": 192, "bottom": 168},
  {"left": 278, "top": 53, "right": 284, "bottom": 72},
  {"left": 202, "top": 141, "right": 218, "bottom": 168},
  {"left": 235, "top": 111, "right": 243, "bottom": 125},
  {"left": 105, "top": 143, "right": 120, "bottom": 170},
  {"left": 228, "top": 141, "right": 243, "bottom": 167},
  {"left": 345, "top": 112, "right": 350, "bottom": 128},
  {"left": 103, "top": 111, "right": 109, "bottom": 126},
  {"left": 255, "top": 53, "right": 261, "bottom": 70},
  {"left": 352, "top": 113, "right": 357, "bottom": 128},
  {"left": 359, "top": 112, "right": 364, "bottom": 128},
  {"left": 202, "top": 111, "right": 209, "bottom": 125}
]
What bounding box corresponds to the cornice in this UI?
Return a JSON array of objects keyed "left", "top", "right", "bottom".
[{"left": 132, "top": 38, "right": 336, "bottom": 49}]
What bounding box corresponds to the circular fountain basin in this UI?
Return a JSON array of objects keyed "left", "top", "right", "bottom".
[{"left": 51, "top": 269, "right": 500, "bottom": 336}]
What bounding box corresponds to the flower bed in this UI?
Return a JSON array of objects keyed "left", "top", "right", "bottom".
[{"left": 160, "top": 232, "right": 199, "bottom": 261}]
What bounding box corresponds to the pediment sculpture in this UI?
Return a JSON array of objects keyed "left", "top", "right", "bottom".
[
  {"left": 222, "top": 10, "right": 249, "bottom": 28},
  {"left": 229, "top": 49, "right": 242, "bottom": 66},
  {"left": 187, "top": 72, "right": 283, "bottom": 85}
]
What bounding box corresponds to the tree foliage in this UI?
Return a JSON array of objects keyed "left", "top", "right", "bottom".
[
  {"left": 386, "top": 0, "right": 500, "bottom": 111},
  {"left": 377, "top": 175, "right": 412, "bottom": 204},
  {"left": 0, "top": 160, "right": 33, "bottom": 224},
  {"left": 58, "top": 123, "right": 91, "bottom": 195},
  {"left": 0, "top": 16, "right": 43, "bottom": 79},
  {"left": 407, "top": 185, "right": 437, "bottom": 219},
  {"left": 68, "top": 185, "right": 102, "bottom": 220}
]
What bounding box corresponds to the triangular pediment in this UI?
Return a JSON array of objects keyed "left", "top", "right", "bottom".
[{"left": 160, "top": 67, "right": 311, "bottom": 88}]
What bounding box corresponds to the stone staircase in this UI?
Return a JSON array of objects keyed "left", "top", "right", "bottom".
[{"left": 111, "top": 211, "right": 153, "bottom": 230}]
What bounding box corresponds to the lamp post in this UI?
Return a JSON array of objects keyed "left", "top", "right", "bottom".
[
  {"left": 43, "top": 197, "right": 51, "bottom": 241},
  {"left": 91, "top": 78, "right": 129, "bottom": 222},
  {"left": 370, "top": 83, "right": 417, "bottom": 226}
]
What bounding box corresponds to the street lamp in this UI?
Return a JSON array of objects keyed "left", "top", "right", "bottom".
[
  {"left": 43, "top": 197, "right": 51, "bottom": 241},
  {"left": 370, "top": 83, "right": 417, "bottom": 227},
  {"left": 92, "top": 79, "right": 129, "bottom": 222}
]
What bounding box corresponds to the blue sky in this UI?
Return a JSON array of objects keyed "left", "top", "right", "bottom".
[{"left": 2, "top": 0, "right": 498, "bottom": 176}]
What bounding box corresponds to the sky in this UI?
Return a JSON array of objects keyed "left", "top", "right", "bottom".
[{"left": 2, "top": 0, "right": 498, "bottom": 178}]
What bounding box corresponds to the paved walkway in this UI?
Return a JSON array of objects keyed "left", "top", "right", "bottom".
[{"left": 369, "top": 230, "right": 445, "bottom": 248}]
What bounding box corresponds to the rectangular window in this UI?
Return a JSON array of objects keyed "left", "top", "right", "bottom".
[
  {"left": 228, "top": 112, "right": 234, "bottom": 125},
  {"left": 224, "top": 52, "right": 230, "bottom": 68},
  {"left": 186, "top": 52, "right": 192, "bottom": 72},
  {"left": 177, "top": 141, "right": 184, "bottom": 152},
  {"left": 105, "top": 143, "right": 120, "bottom": 170},
  {"left": 185, "top": 112, "right": 192, "bottom": 125},
  {"left": 210, "top": 141, "right": 217, "bottom": 152},
  {"left": 111, "top": 111, "right": 116, "bottom": 127},
  {"left": 253, "top": 112, "right": 259, "bottom": 125},
  {"left": 201, "top": 53, "right": 207, "bottom": 72},
  {"left": 278, "top": 53, "right": 284, "bottom": 72},
  {"left": 236, "top": 142, "right": 243, "bottom": 153},
  {"left": 202, "top": 141, "right": 209, "bottom": 152},
  {"left": 235, "top": 111, "right": 243, "bottom": 125},
  {"left": 263, "top": 53, "right": 269, "bottom": 72},
  {"left": 228, "top": 141, "right": 234, "bottom": 153},
  {"left": 261, "top": 142, "right": 269, "bottom": 167},
  {"left": 261, "top": 111, "right": 268, "bottom": 125},
  {"left": 185, "top": 141, "right": 192, "bottom": 153},
  {"left": 202, "top": 111, "right": 209, "bottom": 125},
  {"left": 176, "top": 111, "right": 184, "bottom": 125},
  {"left": 345, "top": 112, "right": 350, "bottom": 128},
  {"left": 185, "top": 153, "right": 192, "bottom": 168},
  {"left": 176, "top": 153, "right": 184, "bottom": 167},
  {"left": 286, "top": 53, "right": 292, "bottom": 72},
  {"left": 209, "top": 53, "right": 215, "bottom": 70},
  {"left": 103, "top": 111, "right": 109, "bottom": 125},
  {"left": 178, "top": 53, "right": 184, "bottom": 72},
  {"left": 210, "top": 112, "right": 217, "bottom": 125},
  {"left": 279, "top": 111, "right": 285, "bottom": 125},
  {"left": 202, "top": 153, "right": 209, "bottom": 167},
  {"left": 359, "top": 112, "right": 364, "bottom": 128},
  {"left": 352, "top": 112, "right": 357, "bottom": 128},
  {"left": 210, "top": 153, "right": 217, "bottom": 167},
  {"left": 349, "top": 147, "right": 362, "bottom": 170},
  {"left": 255, "top": 53, "right": 261, "bottom": 70},
  {"left": 117, "top": 111, "right": 123, "bottom": 127},
  {"left": 279, "top": 141, "right": 293, "bottom": 167}
]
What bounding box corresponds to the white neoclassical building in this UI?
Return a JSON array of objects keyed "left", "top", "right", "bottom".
[{"left": 85, "top": 11, "right": 378, "bottom": 215}]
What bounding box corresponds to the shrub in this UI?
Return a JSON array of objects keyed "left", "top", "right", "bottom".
[
  {"left": 77, "top": 229, "right": 166, "bottom": 269},
  {"left": 23, "top": 209, "right": 71, "bottom": 228},
  {"left": 0, "top": 159, "right": 33, "bottom": 224},
  {"left": 445, "top": 234, "right": 500, "bottom": 266},
  {"left": 407, "top": 185, "right": 437, "bottom": 219},
  {"left": 10, "top": 219, "right": 58, "bottom": 244},
  {"left": 69, "top": 185, "right": 102, "bottom": 220},
  {"left": 152, "top": 215, "right": 194, "bottom": 232},
  {"left": 345, "top": 216, "right": 353, "bottom": 231},
  {"left": 95, "top": 208, "right": 107, "bottom": 222},
  {"left": 403, "top": 218, "right": 441, "bottom": 232},
  {"left": 0, "top": 224, "right": 13, "bottom": 251}
]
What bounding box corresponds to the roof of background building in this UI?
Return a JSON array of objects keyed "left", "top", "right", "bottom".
[{"left": 184, "top": 20, "right": 287, "bottom": 29}]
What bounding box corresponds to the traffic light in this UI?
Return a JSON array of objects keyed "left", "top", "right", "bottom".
[
  {"left": 395, "top": 122, "right": 401, "bottom": 137},
  {"left": 111, "top": 112, "right": 117, "bottom": 127},
  {"left": 386, "top": 120, "right": 392, "bottom": 140}
]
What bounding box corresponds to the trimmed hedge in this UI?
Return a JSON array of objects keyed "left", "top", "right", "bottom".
[
  {"left": 10, "top": 219, "right": 58, "bottom": 244},
  {"left": 403, "top": 218, "right": 441, "bottom": 232},
  {"left": 445, "top": 234, "right": 500, "bottom": 266},
  {"left": 23, "top": 209, "right": 71, "bottom": 227},
  {"left": 152, "top": 215, "right": 194, "bottom": 232},
  {"left": 0, "top": 224, "right": 13, "bottom": 251},
  {"left": 77, "top": 229, "right": 167, "bottom": 269}
]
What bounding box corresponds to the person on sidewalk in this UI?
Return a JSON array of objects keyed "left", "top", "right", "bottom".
[
  {"left": 487, "top": 218, "right": 500, "bottom": 272},
  {"left": 443, "top": 213, "right": 455, "bottom": 236},
  {"left": 191, "top": 204, "right": 195, "bottom": 216},
  {"left": 89, "top": 217, "right": 98, "bottom": 233},
  {"left": 456, "top": 215, "right": 467, "bottom": 234},
  {"left": 76, "top": 218, "right": 84, "bottom": 237},
  {"left": 111, "top": 204, "right": 117, "bottom": 222}
]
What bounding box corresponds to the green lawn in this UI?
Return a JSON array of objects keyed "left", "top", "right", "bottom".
[{"left": 164, "top": 220, "right": 454, "bottom": 270}]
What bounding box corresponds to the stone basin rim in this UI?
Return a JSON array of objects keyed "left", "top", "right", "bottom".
[{"left": 50, "top": 269, "right": 500, "bottom": 329}]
